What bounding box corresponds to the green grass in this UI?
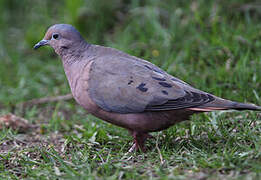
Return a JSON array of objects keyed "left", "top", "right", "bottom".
[{"left": 0, "top": 0, "right": 261, "bottom": 179}]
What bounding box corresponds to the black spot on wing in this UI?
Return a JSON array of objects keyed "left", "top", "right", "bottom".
[
  {"left": 145, "top": 91, "right": 215, "bottom": 111},
  {"left": 136, "top": 83, "right": 148, "bottom": 92},
  {"left": 152, "top": 76, "right": 166, "bottom": 81},
  {"left": 162, "top": 90, "right": 168, "bottom": 95},
  {"left": 159, "top": 82, "right": 172, "bottom": 88},
  {"left": 128, "top": 80, "right": 134, "bottom": 85}
]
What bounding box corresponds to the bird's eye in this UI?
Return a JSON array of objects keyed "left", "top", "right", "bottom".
[{"left": 52, "top": 33, "right": 59, "bottom": 39}]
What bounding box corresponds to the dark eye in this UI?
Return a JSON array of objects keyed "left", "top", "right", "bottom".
[{"left": 52, "top": 33, "right": 59, "bottom": 39}]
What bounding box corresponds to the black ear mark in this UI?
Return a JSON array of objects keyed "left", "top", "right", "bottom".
[{"left": 61, "top": 46, "right": 69, "bottom": 49}]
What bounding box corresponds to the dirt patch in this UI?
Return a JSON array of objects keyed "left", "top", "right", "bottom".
[
  {"left": 0, "top": 131, "right": 65, "bottom": 154},
  {"left": 0, "top": 130, "right": 66, "bottom": 177}
]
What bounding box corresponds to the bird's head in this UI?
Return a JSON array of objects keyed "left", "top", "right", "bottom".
[{"left": 34, "top": 24, "right": 86, "bottom": 56}]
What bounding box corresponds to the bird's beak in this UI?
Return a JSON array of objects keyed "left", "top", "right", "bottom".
[{"left": 33, "top": 39, "right": 49, "bottom": 50}]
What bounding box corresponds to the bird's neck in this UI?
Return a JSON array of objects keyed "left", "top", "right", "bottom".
[
  {"left": 59, "top": 41, "right": 90, "bottom": 65},
  {"left": 60, "top": 42, "right": 94, "bottom": 95}
]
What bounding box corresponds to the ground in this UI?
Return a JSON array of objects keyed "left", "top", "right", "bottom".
[{"left": 0, "top": 0, "right": 261, "bottom": 179}]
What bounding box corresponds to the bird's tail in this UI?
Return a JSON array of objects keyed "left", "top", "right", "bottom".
[
  {"left": 229, "top": 102, "right": 261, "bottom": 111},
  {"left": 189, "top": 97, "right": 261, "bottom": 112}
]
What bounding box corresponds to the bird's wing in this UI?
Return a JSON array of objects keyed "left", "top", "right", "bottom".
[{"left": 88, "top": 55, "right": 215, "bottom": 113}]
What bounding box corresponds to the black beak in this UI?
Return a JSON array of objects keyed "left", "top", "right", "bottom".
[{"left": 33, "top": 39, "right": 49, "bottom": 50}]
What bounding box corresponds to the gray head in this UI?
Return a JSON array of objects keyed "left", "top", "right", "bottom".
[{"left": 34, "top": 24, "right": 87, "bottom": 56}]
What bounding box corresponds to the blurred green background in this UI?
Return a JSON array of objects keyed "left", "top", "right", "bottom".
[
  {"left": 1, "top": 0, "right": 260, "bottom": 107},
  {"left": 1, "top": 0, "right": 261, "bottom": 179}
]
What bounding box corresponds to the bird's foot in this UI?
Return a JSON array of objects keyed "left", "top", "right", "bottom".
[{"left": 129, "top": 131, "right": 153, "bottom": 152}]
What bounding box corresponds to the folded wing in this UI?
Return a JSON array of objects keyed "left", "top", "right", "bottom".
[{"left": 88, "top": 55, "right": 215, "bottom": 113}]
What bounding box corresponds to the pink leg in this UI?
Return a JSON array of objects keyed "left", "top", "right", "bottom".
[{"left": 129, "top": 131, "right": 153, "bottom": 152}]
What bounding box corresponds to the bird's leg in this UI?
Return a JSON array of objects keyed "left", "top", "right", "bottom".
[{"left": 129, "top": 131, "right": 153, "bottom": 152}]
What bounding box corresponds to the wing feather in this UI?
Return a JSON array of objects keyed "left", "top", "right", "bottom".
[{"left": 88, "top": 54, "right": 215, "bottom": 113}]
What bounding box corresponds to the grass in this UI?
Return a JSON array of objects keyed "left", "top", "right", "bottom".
[{"left": 0, "top": 0, "right": 261, "bottom": 179}]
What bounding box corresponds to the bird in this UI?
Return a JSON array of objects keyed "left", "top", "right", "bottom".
[{"left": 34, "top": 24, "right": 261, "bottom": 151}]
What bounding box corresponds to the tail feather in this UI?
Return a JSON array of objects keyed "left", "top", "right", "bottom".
[
  {"left": 231, "top": 102, "right": 261, "bottom": 111},
  {"left": 189, "top": 97, "right": 261, "bottom": 112}
]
